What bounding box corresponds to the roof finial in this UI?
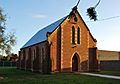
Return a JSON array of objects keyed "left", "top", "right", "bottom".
[
  {"left": 76, "top": 0, "right": 80, "bottom": 7},
  {"left": 72, "top": 0, "right": 80, "bottom": 10}
]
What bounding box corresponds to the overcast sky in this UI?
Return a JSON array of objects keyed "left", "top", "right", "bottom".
[{"left": 1, "top": 0, "right": 120, "bottom": 54}]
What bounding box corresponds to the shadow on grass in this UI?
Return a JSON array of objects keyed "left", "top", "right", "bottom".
[
  {"left": 94, "top": 71, "right": 120, "bottom": 76},
  {"left": 0, "top": 67, "right": 120, "bottom": 84}
]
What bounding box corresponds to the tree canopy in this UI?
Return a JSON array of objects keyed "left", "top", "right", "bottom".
[
  {"left": 0, "top": 7, "right": 16, "bottom": 56},
  {"left": 87, "top": 0, "right": 101, "bottom": 21}
]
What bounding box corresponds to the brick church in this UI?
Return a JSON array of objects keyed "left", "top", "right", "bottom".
[{"left": 17, "top": 7, "right": 99, "bottom": 73}]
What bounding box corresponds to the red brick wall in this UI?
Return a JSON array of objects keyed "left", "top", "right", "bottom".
[
  {"left": 61, "top": 11, "right": 89, "bottom": 72},
  {"left": 48, "top": 26, "right": 61, "bottom": 72},
  {"left": 18, "top": 10, "right": 98, "bottom": 73},
  {"left": 48, "top": 10, "right": 98, "bottom": 72}
]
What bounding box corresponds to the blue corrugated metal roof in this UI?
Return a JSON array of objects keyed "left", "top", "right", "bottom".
[{"left": 21, "top": 16, "right": 67, "bottom": 49}]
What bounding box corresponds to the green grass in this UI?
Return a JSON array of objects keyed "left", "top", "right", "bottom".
[
  {"left": 0, "top": 67, "right": 120, "bottom": 84},
  {"left": 94, "top": 71, "right": 120, "bottom": 76}
]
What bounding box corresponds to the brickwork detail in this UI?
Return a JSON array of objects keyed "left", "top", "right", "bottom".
[{"left": 17, "top": 9, "right": 98, "bottom": 73}]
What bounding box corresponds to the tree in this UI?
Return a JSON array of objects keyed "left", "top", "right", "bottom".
[
  {"left": 0, "top": 7, "right": 16, "bottom": 56},
  {"left": 87, "top": 0, "right": 101, "bottom": 21},
  {"left": 75, "top": 0, "right": 101, "bottom": 21}
]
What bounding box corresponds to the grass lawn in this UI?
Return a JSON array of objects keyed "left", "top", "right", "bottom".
[
  {"left": 0, "top": 67, "right": 120, "bottom": 84},
  {"left": 94, "top": 71, "right": 120, "bottom": 76}
]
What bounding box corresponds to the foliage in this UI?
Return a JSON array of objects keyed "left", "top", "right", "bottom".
[
  {"left": 87, "top": 0, "right": 101, "bottom": 21},
  {"left": 8, "top": 53, "right": 18, "bottom": 62},
  {"left": 0, "top": 67, "right": 120, "bottom": 84},
  {"left": 87, "top": 7, "right": 97, "bottom": 21},
  {"left": 0, "top": 53, "right": 18, "bottom": 62},
  {"left": 73, "top": 0, "right": 101, "bottom": 21},
  {"left": 0, "top": 56, "right": 7, "bottom": 61},
  {"left": 0, "top": 7, "right": 16, "bottom": 56}
]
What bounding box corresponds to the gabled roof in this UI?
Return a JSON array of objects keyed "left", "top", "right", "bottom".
[
  {"left": 21, "top": 8, "right": 97, "bottom": 49},
  {"left": 21, "top": 16, "right": 67, "bottom": 49}
]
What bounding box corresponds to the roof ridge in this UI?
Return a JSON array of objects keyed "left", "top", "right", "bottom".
[{"left": 39, "top": 16, "right": 67, "bottom": 32}]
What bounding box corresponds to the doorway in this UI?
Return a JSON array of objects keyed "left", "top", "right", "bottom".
[{"left": 72, "top": 53, "right": 79, "bottom": 72}]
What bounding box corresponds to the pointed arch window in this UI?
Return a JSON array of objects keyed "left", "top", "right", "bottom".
[
  {"left": 72, "top": 26, "right": 75, "bottom": 44},
  {"left": 77, "top": 27, "right": 80, "bottom": 44}
]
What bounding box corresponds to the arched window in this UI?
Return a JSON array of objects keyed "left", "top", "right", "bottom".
[
  {"left": 77, "top": 27, "right": 80, "bottom": 44},
  {"left": 72, "top": 26, "right": 75, "bottom": 44}
]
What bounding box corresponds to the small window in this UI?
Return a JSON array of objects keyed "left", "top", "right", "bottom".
[
  {"left": 72, "top": 26, "right": 75, "bottom": 44},
  {"left": 77, "top": 27, "right": 80, "bottom": 44}
]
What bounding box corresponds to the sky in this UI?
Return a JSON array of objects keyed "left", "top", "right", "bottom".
[{"left": 0, "top": 0, "right": 120, "bottom": 54}]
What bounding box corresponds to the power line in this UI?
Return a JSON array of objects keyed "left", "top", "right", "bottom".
[
  {"left": 87, "top": 16, "right": 120, "bottom": 22},
  {"left": 98, "top": 16, "right": 120, "bottom": 21}
]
